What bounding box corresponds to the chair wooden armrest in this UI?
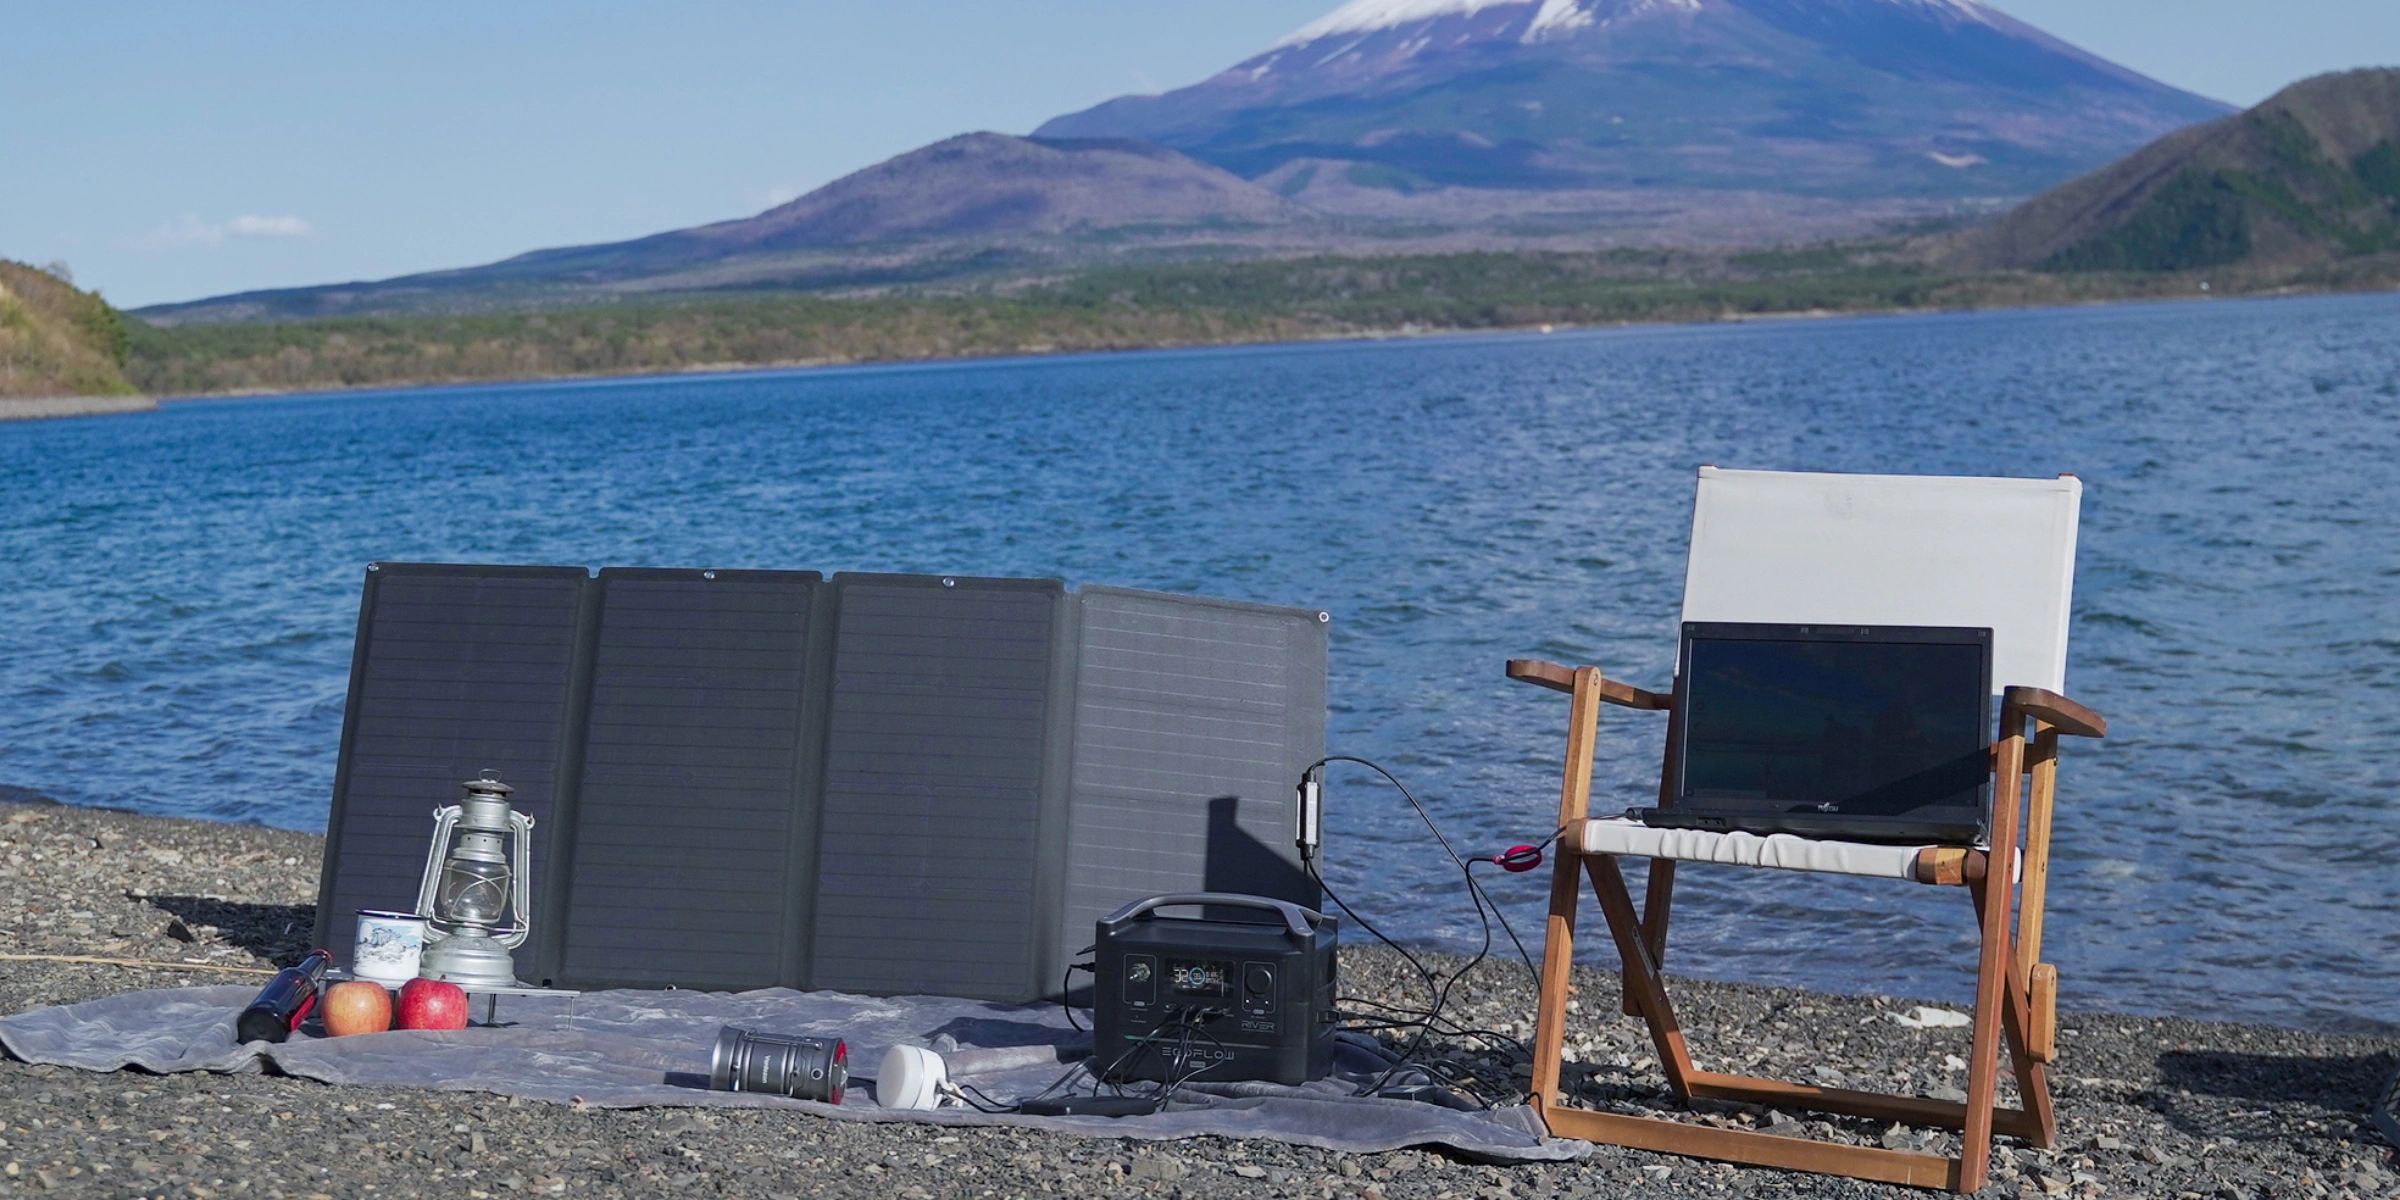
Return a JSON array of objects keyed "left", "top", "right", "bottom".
[
  {"left": 2003, "top": 687, "right": 2105, "bottom": 738},
  {"left": 1506, "top": 658, "right": 1673, "bottom": 709}
]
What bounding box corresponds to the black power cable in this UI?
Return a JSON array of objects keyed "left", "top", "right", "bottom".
[
  {"left": 1305, "top": 756, "right": 1547, "bottom": 981},
  {"left": 1306, "top": 857, "right": 1447, "bottom": 1096},
  {"left": 1060, "top": 961, "right": 1092, "bottom": 1033},
  {"left": 1468, "top": 849, "right": 1552, "bottom": 987},
  {"left": 1336, "top": 995, "right": 1527, "bottom": 1053},
  {"left": 1300, "top": 755, "right": 1563, "bottom": 1106},
  {"left": 973, "top": 1005, "right": 1227, "bottom": 1118}
]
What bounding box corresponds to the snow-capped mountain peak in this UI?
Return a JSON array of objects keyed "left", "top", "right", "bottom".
[
  {"left": 1271, "top": 1, "right": 1518, "bottom": 50},
  {"left": 1036, "top": 0, "right": 2228, "bottom": 207},
  {"left": 1269, "top": 0, "right": 1999, "bottom": 51}
]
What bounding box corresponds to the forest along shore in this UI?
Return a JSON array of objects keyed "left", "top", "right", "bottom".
[
  {"left": 0, "top": 797, "right": 2392, "bottom": 1199},
  {"left": 121, "top": 256, "right": 2394, "bottom": 403}
]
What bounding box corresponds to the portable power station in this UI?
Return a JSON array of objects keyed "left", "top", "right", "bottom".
[{"left": 1090, "top": 893, "right": 1337, "bottom": 1087}]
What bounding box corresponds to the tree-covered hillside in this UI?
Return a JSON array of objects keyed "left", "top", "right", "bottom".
[
  {"left": 0, "top": 261, "right": 138, "bottom": 398},
  {"left": 1958, "top": 68, "right": 2400, "bottom": 273}
]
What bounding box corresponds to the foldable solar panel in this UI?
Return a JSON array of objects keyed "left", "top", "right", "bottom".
[
  {"left": 546, "top": 568, "right": 823, "bottom": 992},
  {"left": 1060, "top": 587, "right": 1325, "bottom": 958},
  {"left": 313, "top": 563, "right": 589, "bottom": 968},
  {"left": 319, "top": 565, "right": 1326, "bottom": 1002},
  {"left": 808, "top": 574, "right": 1067, "bottom": 1002}
]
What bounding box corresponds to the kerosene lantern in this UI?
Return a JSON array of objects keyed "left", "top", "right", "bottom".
[{"left": 413, "top": 770, "right": 537, "bottom": 989}]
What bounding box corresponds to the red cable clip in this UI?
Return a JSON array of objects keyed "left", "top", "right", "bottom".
[{"left": 1493, "top": 844, "right": 1544, "bottom": 873}]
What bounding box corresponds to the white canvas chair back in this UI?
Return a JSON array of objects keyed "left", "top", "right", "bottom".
[{"left": 1680, "top": 467, "right": 2081, "bottom": 694}]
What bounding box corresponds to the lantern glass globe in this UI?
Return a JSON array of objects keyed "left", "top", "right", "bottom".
[{"left": 437, "top": 858, "right": 510, "bottom": 926}]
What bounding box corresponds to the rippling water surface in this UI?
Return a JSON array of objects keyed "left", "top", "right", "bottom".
[{"left": 3, "top": 294, "right": 2395, "bottom": 1031}]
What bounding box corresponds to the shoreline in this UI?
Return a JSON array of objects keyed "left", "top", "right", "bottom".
[
  {"left": 3, "top": 797, "right": 2392, "bottom": 1197},
  {"left": 0, "top": 394, "right": 158, "bottom": 422},
  {"left": 100, "top": 280, "right": 2387, "bottom": 409},
  {"left": 16, "top": 786, "right": 2399, "bottom": 1040}
]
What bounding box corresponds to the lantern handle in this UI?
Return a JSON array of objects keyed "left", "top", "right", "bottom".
[
  {"left": 414, "top": 805, "right": 462, "bottom": 943},
  {"left": 500, "top": 809, "right": 537, "bottom": 949}
]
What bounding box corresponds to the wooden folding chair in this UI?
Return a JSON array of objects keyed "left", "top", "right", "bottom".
[{"left": 1510, "top": 468, "right": 2107, "bottom": 1193}]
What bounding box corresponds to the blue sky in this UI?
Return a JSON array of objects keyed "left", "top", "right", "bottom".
[{"left": 5, "top": 1, "right": 2396, "bottom": 308}]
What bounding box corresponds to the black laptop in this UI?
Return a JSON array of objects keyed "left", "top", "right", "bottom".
[{"left": 1630, "top": 622, "right": 1994, "bottom": 845}]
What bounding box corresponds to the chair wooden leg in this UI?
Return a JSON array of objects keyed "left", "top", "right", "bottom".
[
  {"left": 1960, "top": 724, "right": 2029, "bottom": 1192},
  {"left": 1626, "top": 686, "right": 1685, "bottom": 1017},
  {"left": 1640, "top": 859, "right": 1677, "bottom": 965},
  {"left": 1973, "top": 871, "right": 2059, "bottom": 1148},
  {"left": 2018, "top": 726, "right": 2059, "bottom": 972},
  {"left": 1528, "top": 848, "right": 1583, "bottom": 1111},
  {"left": 1584, "top": 853, "right": 1696, "bottom": 1098},
  {"left": 1530, "top": 666, "right": 1606, "bottom": 1113},
  {"left": 1960, "top": 888, "right": 2007, "bottom": 1191},
  {"left": 2020, "top": 724, "right": 2063, "bottom": 1064},
  {"left": 2028, "top": 964, "right": 2060, "bottom": 1065},
  {"left": 1624, "top": 860, "right": 1678, "bottom": 1017}
]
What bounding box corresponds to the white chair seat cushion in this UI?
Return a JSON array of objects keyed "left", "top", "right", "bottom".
[{"left": 1578, "top": 817, "right": 1930, "bottom": 880}]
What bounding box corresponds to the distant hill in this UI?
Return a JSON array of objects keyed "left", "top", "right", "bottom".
[
  {"left": 1038, "top": 0, "right": 2229, "bottom": 206},
  {"left": 604, "top": 133, "right": 1307, "bottom": 259},
  {"left": 0, "top": 260, "right": 139, "bottom": 399},
  {"left": 1955, "top": 68, "right": 2400, "bottom": 273},
  {"left": 140, "top": 135, "right": 1311, "bottom": 325}
]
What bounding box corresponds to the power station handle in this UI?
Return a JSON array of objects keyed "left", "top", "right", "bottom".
[{"left": 1098, "top": 893, "right": 1326, "bottom": 941}]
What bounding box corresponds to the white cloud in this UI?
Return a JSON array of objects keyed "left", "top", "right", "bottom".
[
  {"left": 135, "top": 213, "right": 317, "bottom": 250},
  {"left": 222, "top": 214, "right": 313, "bottom": 238}
]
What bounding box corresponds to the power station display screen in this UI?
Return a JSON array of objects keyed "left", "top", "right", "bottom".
[{"left": 1166, "top": 959, "right": 1229, "bottom": 997}]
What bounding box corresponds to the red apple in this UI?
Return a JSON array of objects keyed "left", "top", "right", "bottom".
[
  {"left": 321, "top": 980, "right": 392, "bottom": 1036},
  {"left": 396, "top": 978, "right": 470, "bottom": 1031}
]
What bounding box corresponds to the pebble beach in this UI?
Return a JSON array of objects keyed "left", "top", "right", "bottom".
[{"left": 1, "top": 795, "right": 2392, "bottom": 1199}]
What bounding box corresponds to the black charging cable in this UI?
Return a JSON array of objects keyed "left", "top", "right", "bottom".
[
  {"left": 1060, "top": 959, "right": 1094, "bottom": 1032},
  {"left": 978, "top": 1003, "right": 1224, "bottom": 1118},
  {"left": 1302, "top": 756, "right": 1546, "bottom": 982},
  {"left": 1297, "top": 755, "right": 1562, "bottom": 1102}
]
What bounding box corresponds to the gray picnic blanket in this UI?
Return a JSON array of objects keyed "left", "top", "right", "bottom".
[{"left": 1, "top": 985, "right": 1583, "bottom": 1163}]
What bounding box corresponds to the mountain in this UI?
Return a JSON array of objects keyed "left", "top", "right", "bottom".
[
  {"left": 141, "top": 134, "right": 1311, "bottom": 324},
  {"left": 469, "top": 133, "right": 1307, "bottom": 283},
  {"left": 1953, "top": 68, "right": 2400, "bottom": 273},
  {"left": 0, "top": 260, "right": 139, "bottom": 399},
  {"left": 1038, "top": 0, "right": 2230, "bottom": 204},
  {"left": 143, "top": 0, "right": 2235, "bottom": 324}
]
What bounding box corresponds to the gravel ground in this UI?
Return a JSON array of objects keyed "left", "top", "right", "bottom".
[{"left": 2, "top": 796, "right": 2392, "bottom": 1199}]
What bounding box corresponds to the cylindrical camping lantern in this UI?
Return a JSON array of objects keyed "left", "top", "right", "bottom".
[{"left": 709, "top": 1026, "right": 848, "bottom": 1104}]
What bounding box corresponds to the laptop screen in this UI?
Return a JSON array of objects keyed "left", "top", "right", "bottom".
[{"left": 1676, "top": 623, "right": 1992, "bottom": 824}]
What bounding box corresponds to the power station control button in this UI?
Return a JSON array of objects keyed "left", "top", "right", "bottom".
[{"left": 1245, "top": 965, "right": 1274, "bottom": 996}]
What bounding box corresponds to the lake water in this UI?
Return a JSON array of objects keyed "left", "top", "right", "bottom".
[{"left": 3, "top": 294, "right": 2395, "bottom": 1032}]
